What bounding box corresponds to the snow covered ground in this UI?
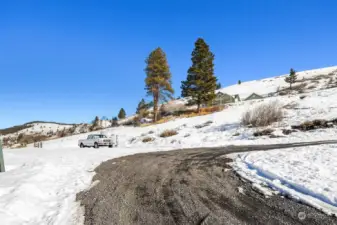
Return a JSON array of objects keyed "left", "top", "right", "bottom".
[
  {"left": 1, "top": 66, "right": 337, "bottom": 224},
  {"left": 231, "top": 144, "right": 337, "bottom": 216},
  {"left": 0, "top": 143, "right": 179, "bottom": 225},
  {"left": 217, "top": 65, "right": 337, "bottom": 99},
  {"left": 4, "top": 122, "right": 74, "bottom": 138}
]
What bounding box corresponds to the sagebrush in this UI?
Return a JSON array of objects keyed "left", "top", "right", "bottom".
[
  {"left": 159, "top": 129, "right": 178, "bottom": 138},
  {"left": 142, "top": 137, "right": 155, "bottom": 143},
  {"left": 241, "top": 101, "right": 283, "bottom": 127}
]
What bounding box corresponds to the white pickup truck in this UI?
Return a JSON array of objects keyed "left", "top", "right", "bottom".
[{"left": 78, "top": 134, "right": 117, "bottom": 148}]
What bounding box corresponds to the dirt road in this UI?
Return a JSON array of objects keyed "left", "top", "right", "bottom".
[{"left": 77, "top": 141, "right": 337, "bottom": 225}]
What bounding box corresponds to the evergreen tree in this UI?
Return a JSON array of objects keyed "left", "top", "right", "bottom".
[
  {"left": 145, "top": 47, "right": 174, "bottom": 122},
  {"left": 238, "top": 80, "right": 241, "bottom": 85},
  {"left": 285, "top": 68, "right": 297, "bottom": 90},
  {"left": 136, "top": 99, "right": 147, "bottom": 114},
  {"left": 146, "top": 101, "right": 154, "bottom": 109},
  {"left": 93, "top": 116, "right": 99, "bottom": 126},
  {"left": 181, "top": 38, "right": 217, "bottom": 112},
  {"left": 216, "top": 82, "right": 222, "bottom": 89},
  {"left": 118, "top": 108, "right": 126, "bottom": 119}
]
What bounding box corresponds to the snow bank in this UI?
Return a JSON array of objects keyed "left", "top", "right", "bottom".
[
  {"left": 0, "top": 146, "right": 175, "bottom": 225},
  {"left": 231, "top": 145, "right": 337, "bottom": 215}
]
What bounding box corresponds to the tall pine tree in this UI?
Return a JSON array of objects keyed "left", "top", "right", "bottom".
[
  {"left": 285, "top": 68, "right": 297, "bottom": 90},
  {"left": 145, "top": 48, "right": 174, "bottom": 122},
  {"left": 181, "top": 38, "right": 217, "bottom": 112},
  {"left": 118, "top": 108, "right": 126, "bottom": 119}
]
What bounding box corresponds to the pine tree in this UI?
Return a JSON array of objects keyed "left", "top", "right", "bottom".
[
  {"left": 145, "top": 48, "right": 174, "bottom": 122},
  {"left": 181, "top": 38, "right": 217, "bottom": 112},
  {"left": 285, "top": 68, "right": 297, "bottom": 90},
  {"left": 118, "top": 108, "right": 126, "bottom": 119},
  {"left": 136, "top": 99, "right": 147, "bottom": 114},
  {"left": 93, "top": 116, "right": 100, "bottom": 127},
  {"left": 238, "top": 80, "right": 241, "bottom": 85},
  {"left": 216, "top": 82, "right": 222, "bottom": 89}
]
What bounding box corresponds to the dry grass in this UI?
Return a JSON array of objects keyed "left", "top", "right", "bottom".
[
  {"left": 242, "top": 101, "right": 283, "bottom": 127},
  {"left": 199, "top": 106, "right": 225, "bottom": 113},
  {"left": 159, "top": 129, "right": 178, "bottom": 138},
  {"left": 141, "top": 106, "right": 224, "bottom": 127},
  {"left": 17, "top": 134, "right": 49, "bottom": 145},
  {"left": 142, "top": 137, "right": 155, "bottom": 143}
]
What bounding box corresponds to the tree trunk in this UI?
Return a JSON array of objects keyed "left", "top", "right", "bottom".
[
  {"left": 153, "top": 91, "right": 159, "bottom": 122},
  {"left": 197, "top": 103, "right": 201, "bottom": 113},
  {"left": 290, "top": 83, "right": 292, "bottom": 90}
]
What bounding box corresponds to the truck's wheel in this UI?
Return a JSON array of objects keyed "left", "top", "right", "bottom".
[
  {"left": 80, "top": 143, "right": 84, "bottom": 148},
  {"left": 94, "top": 142, "right": 99, "bottom": 149},
  {"left": 109, "top": 145, "right": 113, "bottom": 148}
]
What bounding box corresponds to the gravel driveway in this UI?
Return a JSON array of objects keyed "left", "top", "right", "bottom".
[{"left": 77, "top": 141, "right": 337, "bottom": 225}]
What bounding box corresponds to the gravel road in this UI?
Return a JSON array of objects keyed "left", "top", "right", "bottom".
[{"left": 77, "top": 141, "right": 337, "bottom": 225}]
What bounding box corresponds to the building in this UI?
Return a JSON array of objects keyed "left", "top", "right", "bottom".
[
  {"left": 244, "top": 93, "right": 263, "bottom": 101},
  {"left": 212, "top": 92, "right": 235, "bottom": 106}
]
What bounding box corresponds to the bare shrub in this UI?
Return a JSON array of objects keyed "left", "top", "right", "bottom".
[
  {"left": 142, "top": 137, "right": 155, "bottom": 143},
  {"left": 253, "top": 128, "right": 274, "bottom": 137},
  {"left": 159, "top": 129, "right": 178, "bottom": 138},
  {"left": 241, "top": 101, "right": 283, "bottom": 127},
  {"left": 17, "top": 134, "right": 48, "bottom": 145}
]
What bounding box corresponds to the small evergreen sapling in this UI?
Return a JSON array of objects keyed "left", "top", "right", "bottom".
[
  {"left": 118, "top": 108, "right": 126, "bottom": 119},
  {"left": 285, "top": 68, "right": 297, "bottom": 90}
]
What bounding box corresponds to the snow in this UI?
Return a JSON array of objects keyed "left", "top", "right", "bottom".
[
  {"left": 1, "top": 65, "right": 337, "bottom": 224},
  {"left": 0, "top": 145, "right": 176, "bottom": 225},
  {"left": 231, "top": 144, "right": 337, "bottom": 215},
  {"left": 9, "top": 123, "right": 73, "bottom": 137},
  {"left": 217, "top": 66, "right": 337, "bottom": 99}
]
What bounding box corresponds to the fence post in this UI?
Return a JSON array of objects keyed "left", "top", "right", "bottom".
[{"left": 0, "top": 136, "right": 5, "bottom": 172}]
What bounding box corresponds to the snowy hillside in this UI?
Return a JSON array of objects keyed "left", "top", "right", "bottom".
[
  {"left": 16, "top": 122, "right": 73, "bottom": 136},
  {"left": 217, "top": 66, "right": 337, "bottom": 99},
  {"left": 2, "top": 66, "right": 337, "bottom": 224}
]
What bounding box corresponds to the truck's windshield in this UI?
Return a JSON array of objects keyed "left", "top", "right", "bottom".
[{"left": 90, "top": 135, "right": 107, "bottom": 139}]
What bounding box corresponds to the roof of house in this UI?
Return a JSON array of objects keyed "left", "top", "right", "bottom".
[
  {"left": 244, "top": 92, "right": 263, "bottom": 100},
  {"left": 216, "top": 90, "right": 262, "bottom": 100}
]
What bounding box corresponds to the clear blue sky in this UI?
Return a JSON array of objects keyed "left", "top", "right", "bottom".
[{"left": 1, "top": 0, "right": 336, "bottom": 128}]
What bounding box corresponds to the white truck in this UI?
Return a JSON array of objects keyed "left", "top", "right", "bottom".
[{"left": 78, "top": 134, "right": 118, "bottom": 148}]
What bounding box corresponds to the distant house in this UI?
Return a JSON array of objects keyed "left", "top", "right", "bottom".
[
  {"left": 212, "top": 92, "right": 235, "bottom": 106},
  {"left": 233, "top": 94, "right": 241, "bottom": 102},
  {"left": 244, "top": 93, "right": 263, "bottom": 101}
]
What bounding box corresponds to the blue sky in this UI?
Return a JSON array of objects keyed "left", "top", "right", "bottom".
[{"left": 1, "top": 0, "right": 337, "bottom": 128}]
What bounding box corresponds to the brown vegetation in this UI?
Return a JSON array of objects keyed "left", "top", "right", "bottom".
[
  {"left": 242, "top": 101, "right": 283, "bottom": 127},
  {"left": 142, "top": 137, "right": 155, "bottom": 143},
  {"left": 159, "top": 129, "right": 178, "bottom": 138}
]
